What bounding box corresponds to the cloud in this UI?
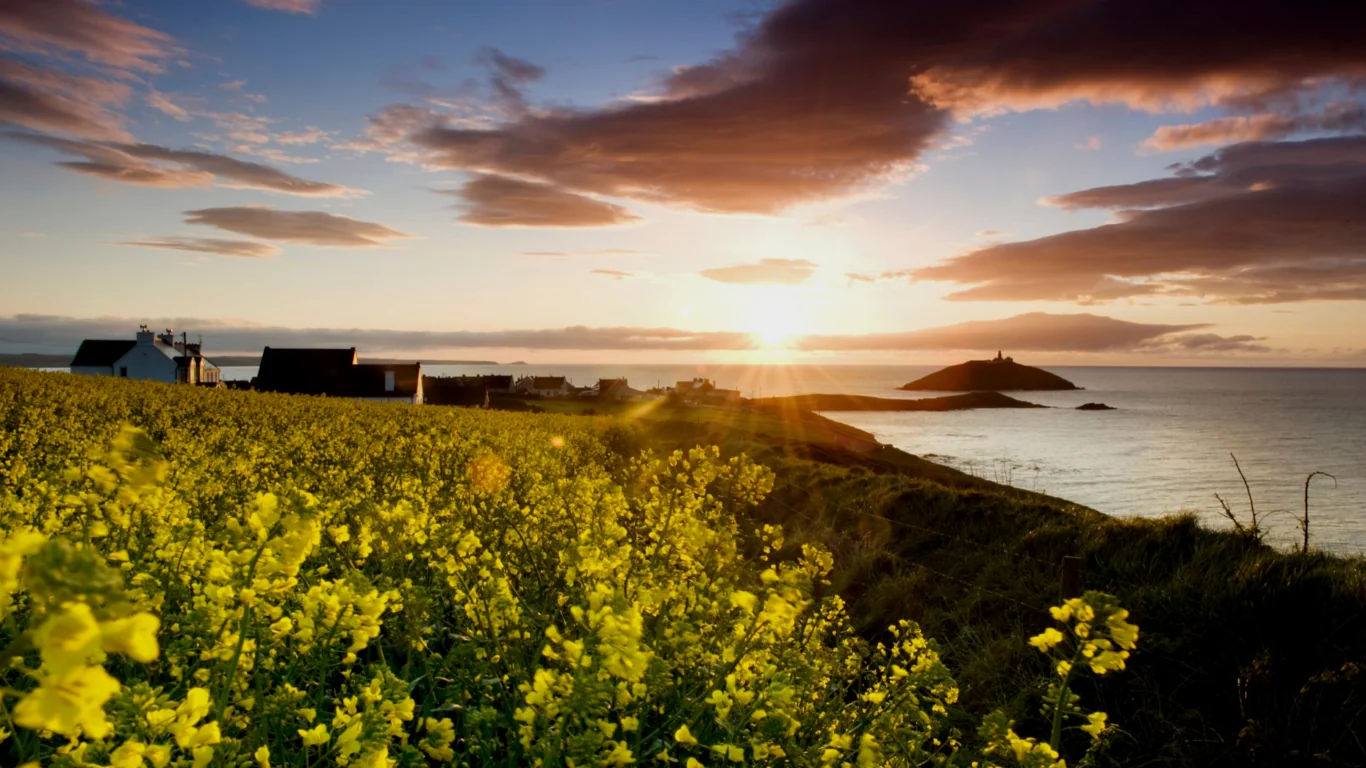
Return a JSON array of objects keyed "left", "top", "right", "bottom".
[
  {"left": 477, "top": 47, "right": 545, "bottom": 114},
  {"left": 0, "top": 59, "right": 132, "bottom": 139},
  {"left": 1138, "top": 333, "right": 1270, "bottom": 353},
  {"left": 364, "top": 0, "right": 948, "bottom": 216},
  {"left": 916, "top": 136, "right": 1366, "bottom": 304},
  {"left": 446, "top": 175, "right": 641, "bottom": 227},
  {"left": 242, "top": 0, "right": 321, "bottom": 14},
  {"left": 520, "top": 249, "right": 643, "bottom": 256},
  {"left": 356, "top": 0, "right": 1366, "bottom": 223},
  {"left": 116, "top": 237, "right": 281, "bottom": 258},
  {"left": 592, "top": 269, "right": 635, "bottom": 280},
  {"left": 5, "top": 133, "right": 362, "bottom": 196},
  {"left": 218, "top": 80, "right": 268, "bottom": 104},
  {"left": 0, "top": 311, "right": 1249, "bottom": 356},
  {"left": 700, "top": 258, "right": 818, "bottom": 286},
  {"left": 1076, "top": 136, "right": 1102, "bottom": 151},
  {"left": 0, "top": 0, "right": 174, "bottom": 72},
  {"left": 1142, "top": 102, "right": 1366, "bottom": 151},
  {"left": 183, "top": 207, "right": 410, "bottom": 247},
  {"left": 907, "top": 1, "right": 1366, "bottom": 115},
  {"left": 274, "top": 126, "right": 328, "bottom": 145},
  {"left": 145, "top": 90, "right": 190, "bottom": 122}
]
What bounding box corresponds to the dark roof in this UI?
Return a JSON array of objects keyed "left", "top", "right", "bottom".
[
  {"left": 531, "top": 376, "right": 566, "bottom": 389},
  {"left": 255, "top": 347, "right": 357, "bottom": 395},
  {"left": 598, "top": 378, "right": 627, "bottom": 391},
  {"left": 71, "top": 340, "right": 136, "bottom": 367},
  {"left": 351, "top": 363, "right": 421, "bottom": 398},
  {"left": 423, "top": 377, "right": 488, "bottom": 407},
  {"left": 483, "top": 375, "right": 514, "bottom": 389}
]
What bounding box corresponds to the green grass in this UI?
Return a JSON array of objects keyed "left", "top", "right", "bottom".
[{"left": 604, "top": 403, "right": 1366, "bottom": 767}]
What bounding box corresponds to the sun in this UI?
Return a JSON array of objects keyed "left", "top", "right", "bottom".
[{"left": 744, "top": 289, "right": 809, "bottom": 348}]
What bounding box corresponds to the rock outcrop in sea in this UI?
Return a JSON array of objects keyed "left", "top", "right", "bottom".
[{"left": 900, "top": 353, "right": 1079, "bottom": 391}]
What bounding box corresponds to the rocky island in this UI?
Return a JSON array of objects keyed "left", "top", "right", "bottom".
[{"left": 900, "top": 352, "right": 1080, "bottom": 391}]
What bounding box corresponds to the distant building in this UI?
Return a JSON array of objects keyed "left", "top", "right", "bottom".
[
  {"left": 255, "top": 347, "right": 423, "bottom": 404},
  {"left": 515, "top": 375, "right": 571, "bottom": 397},
  {"left": 597, "top": 378, "right": 647, "bottom": 402},
  {"left": 991, "top": 351, "right": 1015, "bottom": 364},
  {"left": 423, "top": 377, "right": 489, "bottom": 408},
  {"left": 71, "top": 326, "right": 220, "bottom": 385},
  {"left": 672, "top": 377, "right": 740, "bottom": 405}
]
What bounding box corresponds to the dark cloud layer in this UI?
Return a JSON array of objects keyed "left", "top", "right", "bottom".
[
  {"left": 447, "top": 175, "right": 640, "bottom": 227},
  {"left": 918, "top": 136, "right": 1366, "bottom": 304},
  {"left": 700, "top": 259, "right": 818, "bottom": 286},
  {"left": 795, "top": 313, "right": 1205, "bottom": 353},
  {"left": 5, "top": 133, "right": 361, "bottom": 196},
  {"left": 183, "top": 207, "right": 409, "bottom": 247},
  {"left": 907, "top": 0, "right": 1366, "bottom": 114},
  {"left": 116, "top": 237, "right": 280, "bottom": 258},
  {"left": 0, "top": 312, "right": 1251, "bottom": 356},
  {"left": 360, "top": 0, "right": 1366, "bottom": 226}
]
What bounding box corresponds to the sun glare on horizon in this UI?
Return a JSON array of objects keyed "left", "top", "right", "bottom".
[{"left": 743, "top": 289, "right": 810, "bottom": 348}]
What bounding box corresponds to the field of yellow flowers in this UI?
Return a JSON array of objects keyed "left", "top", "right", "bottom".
[{"left": 0, "top": 368, "right": 1134, "bottom": 767}]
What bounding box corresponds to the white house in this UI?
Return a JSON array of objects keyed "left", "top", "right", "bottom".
[{"left": 72, "top": 327, "right": 220, "bottom": 385}]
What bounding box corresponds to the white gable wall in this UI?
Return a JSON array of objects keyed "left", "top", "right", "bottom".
[{"left": 114, "top": 344, "right": 180, "bottom": 383}]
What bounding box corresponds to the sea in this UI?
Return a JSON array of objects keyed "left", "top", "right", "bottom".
[{"left": 208, "top": 364, "right": 1366, "bottom": 553}]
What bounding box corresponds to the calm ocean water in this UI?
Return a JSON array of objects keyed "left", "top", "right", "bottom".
[{"left": 215, "top": 363, "right": 1366, "bottom": 553}]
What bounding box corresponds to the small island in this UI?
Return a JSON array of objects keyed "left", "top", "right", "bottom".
[
  {"left": 1076, "top": 402, "right": 1116, "bottom": 410},
  {"left": 900, "top": 352, "right": 1080, "bottom": 391},
  {"left": 751, "top": 391, "right": 1046, "bottom": 412}
]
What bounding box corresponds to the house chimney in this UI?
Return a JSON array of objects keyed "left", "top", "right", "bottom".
[
  {"left": 136, "top": 326, "right": 155, "bottom": 345},
  {"left": 158, "top": 328, "right": 176, "bottom": 346}
]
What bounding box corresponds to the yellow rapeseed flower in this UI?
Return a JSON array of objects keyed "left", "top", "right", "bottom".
[
  {"left": 12, "top": 663, "right": 120, "bottom": 738},
  {"left": 675, "top": 724, "right": 699, "bottom": 745}
]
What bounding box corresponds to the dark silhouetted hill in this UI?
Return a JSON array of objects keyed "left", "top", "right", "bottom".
[{"left": 900, "top": 359, "right": 1079, "bottom": 391}]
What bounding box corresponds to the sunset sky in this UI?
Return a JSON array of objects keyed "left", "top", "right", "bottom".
[{"left": 2, "top": 0, "right": 1365, "bottom": 364}]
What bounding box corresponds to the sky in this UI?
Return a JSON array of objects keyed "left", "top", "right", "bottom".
[{"left": 2, "top": 0, "right": 1365, "bottom": 365}]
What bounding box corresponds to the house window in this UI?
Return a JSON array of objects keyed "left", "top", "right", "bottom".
[
  {"left": 384, "top": 371, "right": 395, "bottom": 392},
  {"left": 119, "top": 367, "right": 128, "bottom": 378}
]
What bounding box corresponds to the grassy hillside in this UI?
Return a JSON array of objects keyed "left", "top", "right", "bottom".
[{"left": 615, "top": 402, "right": 1366, "bottom": 767}]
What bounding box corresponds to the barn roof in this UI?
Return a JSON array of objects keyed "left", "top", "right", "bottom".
[
  {"left": 71, "top": 340, "right": 136, "bottom": 367},
  {"left": 255, "top": 347, "right": 357, "bottom": 395}
]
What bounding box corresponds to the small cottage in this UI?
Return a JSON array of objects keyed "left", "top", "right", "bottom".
[{"left": 71, "top": 326, "right": 220, "bottom": 385}]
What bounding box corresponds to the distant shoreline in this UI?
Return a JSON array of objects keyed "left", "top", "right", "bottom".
[{"left": 0, "top": 354, "right": 516, "bottom": 368}]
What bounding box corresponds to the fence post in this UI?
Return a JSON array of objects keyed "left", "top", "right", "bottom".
[{"left": 1060, "top": 556, "right": 1082, "bottom": 602}]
